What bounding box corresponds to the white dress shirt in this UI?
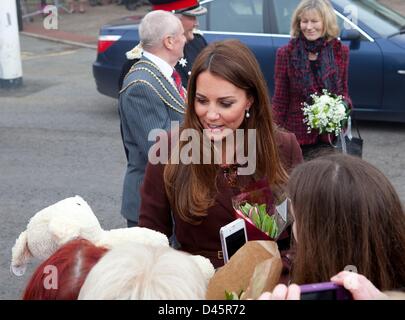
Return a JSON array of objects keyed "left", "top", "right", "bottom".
[{"left": 142, "top": 51, "right": 176, "bottom": 87}]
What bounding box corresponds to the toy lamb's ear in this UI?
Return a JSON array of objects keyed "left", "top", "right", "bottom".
[
  {"left": 190, "top": 255, "right": 215, "bottom": 283},
  {"left": 48, "top": 216, "right": 81, "bottom": 245},
  {"left": 10, "top": 231, "right": 31, "bottom": 276}
]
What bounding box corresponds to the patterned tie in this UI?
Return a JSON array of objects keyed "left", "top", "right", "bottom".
[{"left": 171, "top": 69, "right": 185, "bottom": 99}]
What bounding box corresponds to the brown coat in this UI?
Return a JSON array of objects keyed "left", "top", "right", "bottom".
[{"left": 138, "top": 130, "right": 303, "bottom": 268}]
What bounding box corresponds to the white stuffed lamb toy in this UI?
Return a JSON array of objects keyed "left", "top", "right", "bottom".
[{"left": 11, "top": 196, "right": 214, "bottom": 282}]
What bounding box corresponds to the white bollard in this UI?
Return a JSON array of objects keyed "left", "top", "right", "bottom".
[{"left": 0, "top": 0, "right": 23, "bottom": 88}]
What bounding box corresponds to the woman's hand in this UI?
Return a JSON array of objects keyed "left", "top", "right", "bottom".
[
  {"left": 258, "top": 271, "right": 390, "bottom": 300},
  {"left": 258, "top": 284, "right": 300, "bottom": 300},
  {"left": 330, "top": 271, "right": 388, "bottom": 300}
]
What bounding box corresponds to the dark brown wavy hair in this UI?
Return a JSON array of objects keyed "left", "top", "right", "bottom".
[
  {"left": 164, "top": 39, "right": 288, "bottom": 224},
  {"left": 289, "top": 154, "right": 405, "bottom": 291}
]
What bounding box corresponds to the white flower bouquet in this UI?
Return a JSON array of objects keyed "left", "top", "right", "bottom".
[{"left": 302, "top": 89, "right": 350, "bottom": 136}]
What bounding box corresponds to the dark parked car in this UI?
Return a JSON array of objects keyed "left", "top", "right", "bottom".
[{"left": 93, "top": 0, "right": 405, "bottom": 122}]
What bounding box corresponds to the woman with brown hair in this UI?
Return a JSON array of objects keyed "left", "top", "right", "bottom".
[
  {"left": 138, "top": 39, "right": 303, "bottom": 268},
  {"left": 287, "top": 153, "right": 405, "bottom": 292}
]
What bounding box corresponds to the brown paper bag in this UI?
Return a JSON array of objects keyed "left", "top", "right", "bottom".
[{"left": 206, "top": 241, "right": 282, "bottom": 300}]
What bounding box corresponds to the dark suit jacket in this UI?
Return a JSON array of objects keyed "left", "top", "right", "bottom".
[
  {"left": 119, "top": 57, "right": 186, "bottom": 222},
  {"left": 175, "top": 33, "right": 207, "bottom": 88},
  {"left": 138, "top": 130, "right": 303, "bottom": 268}
]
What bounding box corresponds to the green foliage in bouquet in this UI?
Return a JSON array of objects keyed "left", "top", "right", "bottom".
[
  {"left": 240, "top": 202, "right": 278, "bottom": 238},
  {"left": 225, "top": 289, "right": 245, "bottom": 300}
]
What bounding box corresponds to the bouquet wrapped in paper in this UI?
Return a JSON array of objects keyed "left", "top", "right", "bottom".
[
  {"left": 232, "top": 178, "right": 291, "bottom": 241},
  {"left": 206, "top": 241, "right": 282, "bottom": 300}
]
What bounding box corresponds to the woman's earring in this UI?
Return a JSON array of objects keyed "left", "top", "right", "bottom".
[{"left": 245, "top": 109, "right": 250, "bottom": 118}]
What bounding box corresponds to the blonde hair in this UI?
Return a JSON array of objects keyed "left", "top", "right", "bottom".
[
  {"left": 78, "top": 244, "right": 208, "bottom": 300},
  {"left": 290, "top": 0, "right": 340, "bottom": 40}
]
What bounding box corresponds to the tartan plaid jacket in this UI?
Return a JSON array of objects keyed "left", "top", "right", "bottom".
[{"left": 272, "top": 39, "right": 351, "bottom": 145}]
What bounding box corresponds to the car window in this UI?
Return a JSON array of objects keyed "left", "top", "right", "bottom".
[
  {"left": 336, "top": 12, "right": 369, "bottom": 41},
  {"left": 335, "top": 0, "right": 405, "bottom": 36},
  {"left": 199, "top": 0, "right": 264, "bottom": 33},
  {"left": 272, "top": 0, "right": 300, "bottom": 35}
]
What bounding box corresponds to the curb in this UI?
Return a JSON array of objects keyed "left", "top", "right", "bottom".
[{"left": 21, "top": 31, "right": 97, "bottom": 50}]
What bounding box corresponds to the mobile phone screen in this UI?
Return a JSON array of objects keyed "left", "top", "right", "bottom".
[
  {"left": 300, "top": 284, "right": 352, "bottom": 300},
  {"left": 301, "top": 290, "right": 338, "bottom": 300},
  {"left": 225, "top": 228, "right": 247, "bottom": 259}
]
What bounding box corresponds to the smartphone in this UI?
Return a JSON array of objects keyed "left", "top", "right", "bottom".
[
  {"left": 219, "top": 218, "right": 248, "bottom": 264},
  {"left": 300, "top": 282, "right": 353, "bottom": 300}
]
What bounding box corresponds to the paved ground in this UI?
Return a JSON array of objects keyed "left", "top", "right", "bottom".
[{"left": 1, "top": 35, "right": 126, "bottom": 300}]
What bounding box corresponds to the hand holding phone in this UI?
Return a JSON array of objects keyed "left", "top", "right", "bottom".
[{"left": 219, "top": 218, "right": 247, "bottom": 263}]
